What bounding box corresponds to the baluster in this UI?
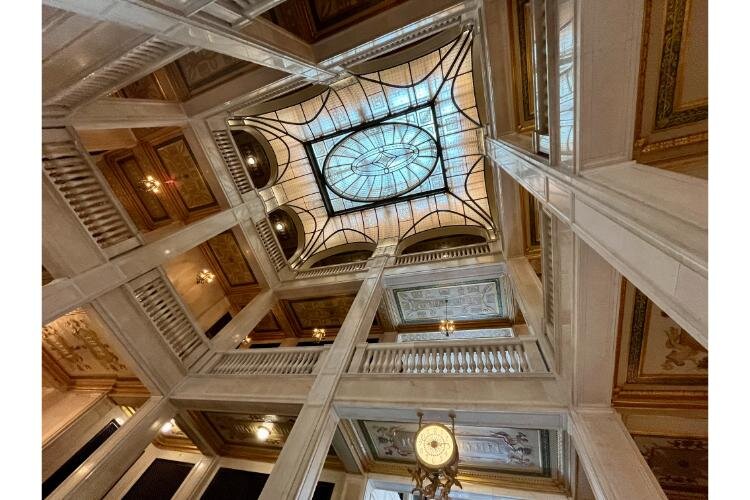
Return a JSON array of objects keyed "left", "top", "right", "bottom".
[
  {"left": 465, "top": 347, "right": 475, "bottom": 373},
  {"left": 406, "top": 349, "right": 415, "bottom": 373},
  {"left": 371, "top": 350, "right": 382, "bottom": 373},
  {"left": 363, "top": 350, "right": 374, "bottom": 373},
  {"left": 497, "top": 346, "right": 510, "bottom": 373},
  {"left": 515, "top": 345, "right": 530, "bottom": 372},
  {"left": 390, "top": 349, "right": 399, "bottom": 373},
  {"left": 503, "top": 348, "right": 515, "bottom": 373}
]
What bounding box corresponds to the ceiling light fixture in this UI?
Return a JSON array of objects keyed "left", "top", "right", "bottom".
[
  {"left": 256, "top": 425, "right": 271, "bottom": 442},
  {"left": 196, "top": 269, "right": 215, "bottom": 285},
  {"left": 438, "top": 300, "right": 455, "bottom": 337},
  {"left": 161, "top": 418, "right": 175, "bottom": 434},
  {"left": 275, "top": 222, "right": 284, "bottom": 231},
  {"left": 312, "top": 328, "right": 326, "bottom": 343},
  {"left": 409, "top": 412, "right": 461, "bottom": 499},
  {"left": 139, "top": 175, "right": 161, "bottom": 194},
  {"left": 246, "top": 154, "right": 256, "bottom": 166}
]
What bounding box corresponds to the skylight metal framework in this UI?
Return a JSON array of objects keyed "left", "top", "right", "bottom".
[{"left": 228, "top": 28, "right": 495, "bottom": 265}]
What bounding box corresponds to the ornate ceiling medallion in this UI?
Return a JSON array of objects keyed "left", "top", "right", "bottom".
[{"left": 323, "top": 123, "right": 438, "bottom": 202}]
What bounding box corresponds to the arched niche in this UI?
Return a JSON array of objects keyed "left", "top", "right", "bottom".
[
  {"left": 300, "top": 242, "right": 376, "bottom": 270},
  {"left": 397, "top": 226, "right": 489, "bottom": 255},
  {"left": 230, "top": 127, "right": 278, "bottom": 189},
  {"left": 267, "top": 206, "right": 305, "bottom": 262}
]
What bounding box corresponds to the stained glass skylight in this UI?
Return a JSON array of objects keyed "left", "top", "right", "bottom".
[
  {"left": 308, "top": 104, "right": 446, "bottom": 213},
  {"left": 228, "top": 27, "right": 495, "bottom": 265}
]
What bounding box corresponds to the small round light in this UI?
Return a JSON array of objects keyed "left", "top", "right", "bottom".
[
  {"left": 275, "top": 222, "right": 284, "bottom": 231},
  {"left": 246, "top": 155, "right": 256, "bottom": 165},
  {"left": 256, "top": 425, "right": 271, "bottom": 441},
  {"left": 161, "top": 420, "right": 174, "bottom": 434}
]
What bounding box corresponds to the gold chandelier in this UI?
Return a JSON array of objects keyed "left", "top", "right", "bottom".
[
  {"left": 409, "top": 412, "right": 462, "bottom": 499},
  {"left": 138, "top": 175, "right": 161, "bottom": 194},
  {"left": 438, "top": 299, "right": 455, "bottom": 337},
  {"left": 196, "top": 269, "right": 216, "bottom": 285},
  {"left": 312, "top": 328, "right": 326, "bottom": 343}
]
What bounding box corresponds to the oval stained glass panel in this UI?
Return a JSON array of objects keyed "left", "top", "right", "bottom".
[{"left": 323, "top": 123, "right": 438, "bottom": 202}]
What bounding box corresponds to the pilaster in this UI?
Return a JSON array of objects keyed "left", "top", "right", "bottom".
[
  {"left": 48, "top": 397, "right": 176, "bottom": 500},
  {"left": 569, "top": 408, "right": 666, "bottom": 499},
  {"left": 258, "top": 263, "right": 386, "bottom": 499}
]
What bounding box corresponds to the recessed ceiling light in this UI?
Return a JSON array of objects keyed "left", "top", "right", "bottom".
[
  {"left": 161, "top": 419, "right": 175, "bottom": 434},
  {"left": 275, "top": 222, "right": 284, "bottom": 231},
  {"left": 256, "top": 425, "right": 271, "bottom": 441}
]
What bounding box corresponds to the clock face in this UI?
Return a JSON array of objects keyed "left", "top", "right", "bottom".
[{"left": 414, "top": 423, "right": 457, "bottom": 470}]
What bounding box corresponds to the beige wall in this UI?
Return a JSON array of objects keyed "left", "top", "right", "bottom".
[{"left": 163, "top": 247, "right": 231, "bottom": 330}]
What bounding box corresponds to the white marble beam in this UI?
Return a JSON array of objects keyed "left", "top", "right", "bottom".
[
  {"left": 569, "top": 408, "right": 667, "bottom": 500},
  {"left": 43, "top": 0, "right": 335, "bottom": 81},
  {"left": 70, "top": 97, "right": 187, "bottom": 130}
]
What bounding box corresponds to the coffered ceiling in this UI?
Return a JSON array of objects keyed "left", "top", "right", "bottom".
[
  {"left": 614, "top": 279, "right": 708, "bottom": 499},
  {"left": 41, "top": 308, "right": 147, "bottom": 399},
  {"left": 633, "top": 0, "right": 708, "bottom": 178},
  {"left": 262, "top": 0, "right": 411, "bottom": 43},
  {"left": 98, "top": 127, "right": 220, "bottom": 232},
  {"left": 613, "top": 279, "right": 707, "bottom": 409}
]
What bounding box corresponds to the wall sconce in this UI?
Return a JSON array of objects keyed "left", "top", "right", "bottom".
[{"left": 196, "top": 269, "right": 215, "bottom": 285}]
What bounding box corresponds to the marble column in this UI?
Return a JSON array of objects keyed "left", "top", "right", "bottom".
[
  {"left": 258, "top": 261, "right": 386, "bottom": 499},
  {"left": 569, "top": 408, "right": 666, "bottom": 499},
  {"left": 48, "top": 396, "right": 175, "bottom": 500}
]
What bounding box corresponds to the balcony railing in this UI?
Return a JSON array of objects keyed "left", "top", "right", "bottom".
[
  {"left": 391, "top": 242, "right": 491, "bottom": 266},
  {"left": 212, "top": 129, "right": 254, "bottom": 195},
  {"left": 42, "top": 126, "right": 140, "bottom": 257},
  {"left": 129, "top": 270, "right": 210, "bottom": 367},
  {"left": 207, "top": 346, "right": 329, "bottom": 375},
  {"left": 295, "top": 261, "right": 368, "bottom": 279},
  {"left": 255, "top": 219, "right": 287, "bottom": 271},
  {"left": 348, "top": 338, "right": 548, "bottom": 376}
]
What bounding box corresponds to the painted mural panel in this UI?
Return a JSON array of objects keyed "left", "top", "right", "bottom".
[
  {"left": 394, "top": 279, "right": 504, "bottom": 324},
  {"left": 359, "top": 421, "right": 550, "bottom": 476}
]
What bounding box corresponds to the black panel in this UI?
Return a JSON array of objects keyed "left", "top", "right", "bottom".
[
  {"left": 42, "top": 420, "right": 120, "bottom": 498},
  {"left": 205, "top": 312, "right": 233, "bottom": 339},
  {"left": 123, "top": 458, "right": 194, "bottom": 500},
  {"left": 296, "top": 340, "right": 334, "bottom": 347},
  {"left": 249, "top": 342, "right": 282, "bottom": 349},
  {"left": 201, "top": 468, "right": 335, "bottom": 500},
  {"left": 313, "top": 481, "right": 336, "bottom": 500},
  {"left": 201, "top": 468, "right": 268, "bottom": 499}
]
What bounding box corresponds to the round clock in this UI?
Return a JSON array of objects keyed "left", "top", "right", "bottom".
[{"left": 414, "top": 423, "right": 457, "bottom": 470}]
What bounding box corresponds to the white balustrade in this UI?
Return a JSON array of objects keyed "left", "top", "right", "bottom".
[
  {"left": 209, "top": 346, "right": 328, "bottom": 375},
  {"left": 256, "top": 218, "right": 287, "bottom": 271},
  {"left": 295, "top": 261, "right": 367, "bottom": 279},
  {"left": 392, "top": 242, "right": 491, "bottom": 266},
  {"left": 48, "top": 38, "right": 184, "bottom": 109},
  {"left": 129, "top": 270, "right": 209, "bottom": 366},
  {"left": 348, "top": 338, "right": 548, "bottom": 375},
  {"left": 212, "top": 129, "right": 254, "bottom": 194},
  {"left": 42, "top": 126, "right": 139, "bottom": 256}
]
